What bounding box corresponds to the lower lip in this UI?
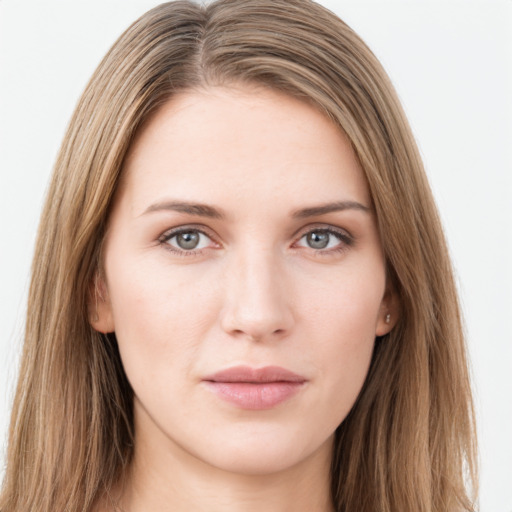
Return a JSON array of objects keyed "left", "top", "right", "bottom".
[{"left": 203, "top": 381, "right": 304, "bottom": 410}]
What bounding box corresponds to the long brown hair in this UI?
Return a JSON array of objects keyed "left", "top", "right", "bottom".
[{"left": 0, "top": 1, "right": 477, "bottom": 510}]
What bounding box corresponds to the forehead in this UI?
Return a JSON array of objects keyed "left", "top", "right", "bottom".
[{"left": 120, "top": 85, "right": 370, "bottom": 214}]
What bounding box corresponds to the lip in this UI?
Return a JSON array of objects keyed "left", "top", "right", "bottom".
[{"left": 202, "top": 365, "right": 307, "bottom": 410}]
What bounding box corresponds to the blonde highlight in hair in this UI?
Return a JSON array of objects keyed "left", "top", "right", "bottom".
[{"left": 1, "top": 1, "right": 477, "bottom": 510}]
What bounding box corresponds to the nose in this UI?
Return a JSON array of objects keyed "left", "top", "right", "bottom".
[{"left": 220, "top": 248, "right": 294, "bottom": 342}]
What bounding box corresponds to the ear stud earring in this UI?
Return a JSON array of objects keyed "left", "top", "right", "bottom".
[{"left": 385, "top": 313, "right": 391, "bottom": 324}]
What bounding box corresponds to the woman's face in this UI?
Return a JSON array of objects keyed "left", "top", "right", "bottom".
[{"left": 94, "top": 85, "right": 395, "bottom": 476}]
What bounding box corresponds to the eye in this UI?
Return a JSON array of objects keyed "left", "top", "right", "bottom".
[
  {"left": 295, "top": 227, "right": 352, "bottom": 252},
  {"left": 160, "top": 228, "right": 215, "bottom": 253}
]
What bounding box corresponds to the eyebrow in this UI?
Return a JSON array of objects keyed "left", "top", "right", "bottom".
[
  {"left": 291, "top": 200, "right": 371, "bottom": 219},
  {"left": 141, "top": 200, "right": 225, "bottom": 219}
]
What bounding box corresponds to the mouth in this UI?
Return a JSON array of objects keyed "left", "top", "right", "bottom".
[{"left": 202, "top": 365, "right": 307, "bottom": 410}]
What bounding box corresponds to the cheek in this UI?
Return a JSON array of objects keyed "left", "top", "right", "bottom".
[
  {"left": 303, "top": 267, "right": 384, "bottom": 414},
  {"left": 105, "top": 255, "right": 220, "bottom": 389},
  {"left": 304, "top": 260, "right": 385, "bottom": 343}
]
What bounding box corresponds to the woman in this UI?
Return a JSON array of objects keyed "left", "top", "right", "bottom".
[{"left": 0, "top": 1, "right": 478, "bottom": 511}]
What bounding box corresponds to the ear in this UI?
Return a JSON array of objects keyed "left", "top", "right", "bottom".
[
  {"left": 375, "top": 280, "right": 399, "bottom": 337},
  {"left": 88, "top": 272, "right": 115, "bottom": 333}
]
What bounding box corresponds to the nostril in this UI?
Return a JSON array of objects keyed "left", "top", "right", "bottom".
[{"left": 226, "top": 326, "right": 290, "bottom": 343}]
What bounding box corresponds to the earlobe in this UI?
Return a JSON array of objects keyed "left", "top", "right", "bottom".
[
  {"left": 88, "top": 273, "right": 115, "bottom": 333},
  {"left": 375, "top": 286, "right": 399, "bottom": 337},
  {"left": 375, "top": 311, "right": 397, "bottom": 337}
]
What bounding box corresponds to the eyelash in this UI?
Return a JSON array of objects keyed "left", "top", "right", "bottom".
[{"left": 158, "top": 225, "right": 354, "bottom": 257}]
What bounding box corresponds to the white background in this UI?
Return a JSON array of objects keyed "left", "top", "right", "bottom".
[{"left": 0, "top": 1, "right": 510, "bottom": 510}]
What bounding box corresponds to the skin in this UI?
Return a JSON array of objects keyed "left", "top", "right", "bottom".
[{"left": 92, "top": 85, "right": 397, "bottom": 512}]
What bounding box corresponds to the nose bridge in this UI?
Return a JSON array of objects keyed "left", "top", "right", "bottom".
[{"left": 221, "top": 242, "right": 293, "bottom": 341}]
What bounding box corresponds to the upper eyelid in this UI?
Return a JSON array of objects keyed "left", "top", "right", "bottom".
[
  {"left": 293, "top": 223, "right": 353, "bottom": 240},
  {"left": 159, "top": 224, "right": 216, "bottom": 241}
]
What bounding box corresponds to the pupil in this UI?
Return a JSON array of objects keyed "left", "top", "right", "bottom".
[
  {"left": 307, "top": 231, "right": 329, "bottom": 249},
  {"left": 177, "top": 231, "right": 200, "bottom": 250}
]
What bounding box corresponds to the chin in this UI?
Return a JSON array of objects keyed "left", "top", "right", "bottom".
[{"left": 191, "top": 426, "right": 335, "bottom": 476}]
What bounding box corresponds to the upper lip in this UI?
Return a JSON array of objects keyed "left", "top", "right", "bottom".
[{"left": 203, "top": 365, "right": 307, "bottom": 383}]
